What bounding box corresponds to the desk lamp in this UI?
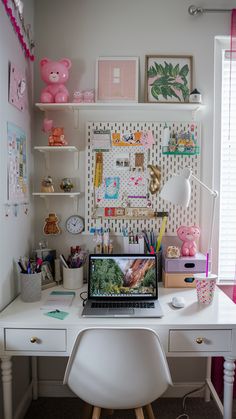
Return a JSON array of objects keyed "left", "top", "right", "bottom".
[{"left": 160, "top": 167, "right": 218, "bottom": 273}]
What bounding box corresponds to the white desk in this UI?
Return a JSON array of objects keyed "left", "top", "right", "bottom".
[{"left": 0, "top": 285, "right": 236, "bottom": 419}]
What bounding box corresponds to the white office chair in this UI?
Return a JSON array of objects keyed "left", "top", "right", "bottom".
[{"left": 63, "top": 327, "right": 172, "bottom": 419}]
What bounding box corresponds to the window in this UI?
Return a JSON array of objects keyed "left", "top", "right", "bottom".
[{"left": 214, "top": 37, "right": 236, "bottom": 282}]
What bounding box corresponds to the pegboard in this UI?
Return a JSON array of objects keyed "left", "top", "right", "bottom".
[{"left": 85, "top": 121, "right": 201, "bottom": 235}]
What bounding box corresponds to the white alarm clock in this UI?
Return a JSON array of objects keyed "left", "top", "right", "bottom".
[{"left": 65, "top": 215, "right": 84, "bottom": 234}]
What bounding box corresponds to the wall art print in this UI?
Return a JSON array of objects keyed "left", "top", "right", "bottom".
[
  {"left": 7, "top": 122, "right": 28, "bottom": 202},
  {"left": 9, "top": 62, "right": 27, "bottom": 111},
  {"left": 145, "top": 55, "right": 192, "bottom": 103}
]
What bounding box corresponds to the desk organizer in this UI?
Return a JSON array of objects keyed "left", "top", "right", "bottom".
[
  {"left": 162, "top": 271, "right": 196, "bottom": 288},
  {"left": 162, "top": 252, "right": 206, "bottom": 273},
  {"left": 20, "top": 273, "right": 42, "bottom": 302},
  {"left": 123, "top": 236, "right": 144, "bottom": 254}
]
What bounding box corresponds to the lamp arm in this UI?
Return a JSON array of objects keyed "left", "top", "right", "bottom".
[
  {"left": 190, "top": 172, "right": 218, "bottom": 254},
  {"left": 190, "top": 173, "right": 218, "bottom": 198}
]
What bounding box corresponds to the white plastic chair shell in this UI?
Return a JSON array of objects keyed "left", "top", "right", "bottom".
[{"left": 64, "top": 327, "right": 172, "bottom": 410}]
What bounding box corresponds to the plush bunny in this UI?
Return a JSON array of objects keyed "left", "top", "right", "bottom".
[{"left": 177, "top": 225, "right": 200, "bottom": 257}]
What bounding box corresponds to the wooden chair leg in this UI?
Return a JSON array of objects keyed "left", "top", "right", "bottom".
[
  {"left": 145, "top": 403, "right": 156, "bottom": 419},
  {"left": 92, "top": 406, "right": 101, "bottom": 419},
  {"left": 104, "top": 409, "right": 114, "bottom": 415},
  {"left": 134, "top": 407, "right": 145, "bottom": 419},
  {"left": 82, "top": 402, "right": 93, "bottom": 419}
]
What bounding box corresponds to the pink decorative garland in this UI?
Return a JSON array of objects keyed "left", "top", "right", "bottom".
[{"left": 2, "top": 0, "right": 35, "bottom": 61}]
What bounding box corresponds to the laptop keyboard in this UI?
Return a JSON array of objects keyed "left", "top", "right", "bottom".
[{"left": 91, "top": 302, "right": 155, "bottom": 309}]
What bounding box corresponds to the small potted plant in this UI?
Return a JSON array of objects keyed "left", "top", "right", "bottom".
[{"left": 60, "top": 177, "right": 74, "bottom": 193}]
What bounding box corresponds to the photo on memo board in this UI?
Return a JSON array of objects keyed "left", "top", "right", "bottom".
[
  {"left": 145, "top": 55, "right": 192, "bottom": 103},
  {"left": 96, "top": 57, "right": 139, "bottom": 102}
]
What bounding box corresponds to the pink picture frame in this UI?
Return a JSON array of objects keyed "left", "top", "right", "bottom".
[{"left": 96, "top": 57, "right": 139, "bottom": 102}]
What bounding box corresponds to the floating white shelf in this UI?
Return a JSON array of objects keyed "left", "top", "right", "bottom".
[
  {"left": 34, "top": 146, "right": 78, "bottom": 152},
  {"left": 32, "top": 191, "right": 81, "bottom": 211},
  {"left": 35, "top": 102, "right": 203, "bottom": 127},
  {"left": 34, "top": 145, "right": 79, "bottom": 170},
  {"left": 35, "top": 102, "right": 202, "bottom": 112},
  {"left": 32, "top": 192, "right": 80, "bottom": 197}
]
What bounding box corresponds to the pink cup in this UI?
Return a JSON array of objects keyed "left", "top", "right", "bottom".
[{"left": 194, "top": 273, "right": 217, "bottom": 304}]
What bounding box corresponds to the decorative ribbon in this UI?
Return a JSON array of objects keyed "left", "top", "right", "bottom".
[{"left": 1, "top": 0, "right": 35, "bottom": 61}]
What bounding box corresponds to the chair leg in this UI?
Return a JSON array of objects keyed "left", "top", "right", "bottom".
[
  {"left": 145, "top": 404, "right": 156, "bottom": 419},
  {"left": 92, "top": 406, "right": 101, "bottom": 419},
  {"left": 104, "top": 409, "right": 114, "bottom": 415},
  {"left": 82, "top": 402, "right": 93, "bottom": 419},
  {"left": 134, "top": 407, "right": 145, "bottom": 419}
]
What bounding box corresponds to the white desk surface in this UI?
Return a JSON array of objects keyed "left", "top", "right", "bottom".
[{"left": 0, "top": 285, "right": 235, "bottom": 329}]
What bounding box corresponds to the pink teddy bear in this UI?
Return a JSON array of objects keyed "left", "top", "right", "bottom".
[
  {"left": 177, "top": 225, "right": 200, "bottom": 257},
  {"left": 40, "top": 58, "right": 72, "bottom": 103}
]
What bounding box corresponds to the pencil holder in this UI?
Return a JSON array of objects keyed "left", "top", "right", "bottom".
[
  {"left": 63, "top": 266, "right": 83, "bottom": 290},
  {"left": 20, "top": 273, "right": 42, "bottom": 302}
]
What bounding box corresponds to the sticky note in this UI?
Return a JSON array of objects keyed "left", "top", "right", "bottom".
[{"left": 44, "top": 310, "right": 69, "bottom": 320}]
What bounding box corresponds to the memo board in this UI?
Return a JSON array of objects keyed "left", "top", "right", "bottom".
[{"left": 85, "top": 121, "right": 201, "bottom": 235}]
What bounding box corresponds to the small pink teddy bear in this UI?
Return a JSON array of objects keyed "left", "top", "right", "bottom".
[
  {"left": 40, "top": 58, "right": 72, "bottom": 103},
  {"left": 177, "top": 225, "right": 200, "bottom": 257}
]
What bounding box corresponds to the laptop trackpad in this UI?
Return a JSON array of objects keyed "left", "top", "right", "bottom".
[{"left": 108, "top": 308, "right": 135, "bottom": 315}]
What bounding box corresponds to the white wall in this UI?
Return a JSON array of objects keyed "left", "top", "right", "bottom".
[
  {"left": 0, "top": 1, "right": 35, "bottom": 418},
  {"left": 32, "top": 0, "right": 235, "bottom": 392}
]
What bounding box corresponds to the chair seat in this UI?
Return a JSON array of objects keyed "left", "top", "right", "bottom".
[{"left": 64, "top": 328, "right": 172, "bottom": 413}]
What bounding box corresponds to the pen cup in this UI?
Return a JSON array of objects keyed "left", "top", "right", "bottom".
[
  {"left": 20, "top": 272, "right": 42, "bottom": 302},
  {"left": 194, "top": 273, "right": 217, "bottom": 304},
  {"left": 63, "top": 266, "right": 83, "bottom": 290}
]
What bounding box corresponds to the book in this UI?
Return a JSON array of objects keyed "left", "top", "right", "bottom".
[{"left": 41, "top": 290, "right": 76, "bottom": 309}]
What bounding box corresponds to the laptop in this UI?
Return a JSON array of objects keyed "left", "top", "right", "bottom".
[{"left": 82, "top": 254, "right": 163, "bottom": 318}]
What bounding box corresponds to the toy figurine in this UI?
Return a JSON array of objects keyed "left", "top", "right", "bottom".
[
  {"left": 166, "top": 246, "right": 181, "bottom": 258},
  {"left": 177, "top": 225, "right": 200, "bottom": 257},
  {"left": 41, "top": 176, "right": 54, "bottom": 193},
  {"left": 43, "top": 213, "right": 61, "bottom": 235},
  {"left": 60, "top": 178, "right": 74, "bottom": 193},
  {"left": 40, "top": 58, "right": 72, "bottom": 103},
  {"left": 48, "top": 127, "right": 68, "bottom": 146}
]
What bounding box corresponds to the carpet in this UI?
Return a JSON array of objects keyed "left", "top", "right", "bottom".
[{"left": 24, "top": 397, "right": 226, "bottom": 419}]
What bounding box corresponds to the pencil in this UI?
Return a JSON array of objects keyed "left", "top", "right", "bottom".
[{"left": 156, "top": 216, "right": 168, "bottom": 252}]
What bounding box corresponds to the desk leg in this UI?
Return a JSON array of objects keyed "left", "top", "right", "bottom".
[
  {"left": 1, "top": 355, "right": 12, "bottom": 419},
  {"left": 31, "top": 357, "right": 38, "bottom": 400},
  {"left": 223, "top": 357, "right": 235, "bottom": 419}
]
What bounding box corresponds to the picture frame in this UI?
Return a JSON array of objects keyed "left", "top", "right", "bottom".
[
  {"left": 145, "top": 55, "right": 193, "bottom": 103},
  {"left": 96, "top": 57, "right": 139, "bottom": 102}
]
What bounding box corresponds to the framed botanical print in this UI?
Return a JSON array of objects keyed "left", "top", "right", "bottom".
[
  {"left": 145, "top": 55, "right": 192, "bottom": 103},
  {"left": 96, "top": 57, "right": 139, "bottom": 102}
]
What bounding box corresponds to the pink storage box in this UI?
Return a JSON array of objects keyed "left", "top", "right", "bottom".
[{"left": 162, "top": 252, "right": 206, "bottom": 273}]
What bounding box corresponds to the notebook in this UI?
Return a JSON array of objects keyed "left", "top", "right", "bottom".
[{"left": 82, "top": 254, "right": 163, "bottom": 318}]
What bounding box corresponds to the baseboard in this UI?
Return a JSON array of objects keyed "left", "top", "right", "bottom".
[
  {"left": 38, "top": 380, "right": 205, "bottom": 399},
  {"left": 14, "top": 383, "right": 32, "bottom": 419}
]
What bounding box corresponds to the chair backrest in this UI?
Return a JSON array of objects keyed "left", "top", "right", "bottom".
[{"left": 64, "top": 327, "right": 172, "bottom": 410}]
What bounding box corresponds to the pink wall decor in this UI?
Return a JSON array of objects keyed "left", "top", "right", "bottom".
[
  {"left": 1, "top": 0, "right": 35, "bottom": 61},
  {"left": 96, "top": 57, "right": 139, "bottom": 102},
  {"left": 9, "top": 62, "right": 27, "bottom": 111}
]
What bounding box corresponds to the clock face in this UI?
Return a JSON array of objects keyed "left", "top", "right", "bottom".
[{"left": 66, "top": 215, "right": 84, "bottom": 234}]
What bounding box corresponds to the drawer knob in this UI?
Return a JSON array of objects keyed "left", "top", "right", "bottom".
[
  {"left": 30, "top": 337, "right": 38, "bottom": 344},
  {"left": 196, "top": 337, "right": 204, "bottom": 344}
]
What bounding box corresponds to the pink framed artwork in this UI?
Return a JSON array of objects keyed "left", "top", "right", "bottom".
[
  {"left": 9, "top": 62, "right": 27, "bottom": 111},
  {"left": 96, "top": 57, "right": 139, "bottom": 102}
]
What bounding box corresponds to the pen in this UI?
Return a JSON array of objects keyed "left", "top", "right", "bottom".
[
  {"left": 27, "top": 260, "right": 31, "bottom": 274},
  {"left": 18, "top": 261, "right": 27, "bottom": 273},
  {"left": 49, "top": 309, "right": 60, "bottom": 313}
]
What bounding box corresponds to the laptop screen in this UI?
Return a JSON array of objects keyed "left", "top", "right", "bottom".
[{"left": 88, "top": 254, "right": 157, "bottom": 300}]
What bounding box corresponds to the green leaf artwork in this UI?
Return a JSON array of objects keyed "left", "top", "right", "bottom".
[{"left": 147, "top": 60, "right": 191, "bottom": 102}]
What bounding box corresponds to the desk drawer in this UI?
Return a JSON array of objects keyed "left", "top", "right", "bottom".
[
  {"left": 169, "top": 329, "right": 231, "bottom": 352},
  {"left": 5, "top": 328, "right": 66, "bottom": 352}
]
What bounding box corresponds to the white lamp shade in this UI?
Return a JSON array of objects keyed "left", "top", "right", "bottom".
[{"left": 160, "top": 168, "right": 192, "bottom": 208}]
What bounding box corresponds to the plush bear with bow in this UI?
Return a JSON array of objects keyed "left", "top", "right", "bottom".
[
  {"left": 177, "top": 225, "right": 200, "bottom": 257},
  {"left": 40, "top": 58, "right": 72, "bottom": 103}
]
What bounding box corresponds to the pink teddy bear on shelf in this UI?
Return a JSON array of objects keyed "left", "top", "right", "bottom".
[
  {"left": 177, "top": 225, "right": 200, "bottom": 257},
  {"left": 40, "top": 58, "right": 72, "bottom": 103}
]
